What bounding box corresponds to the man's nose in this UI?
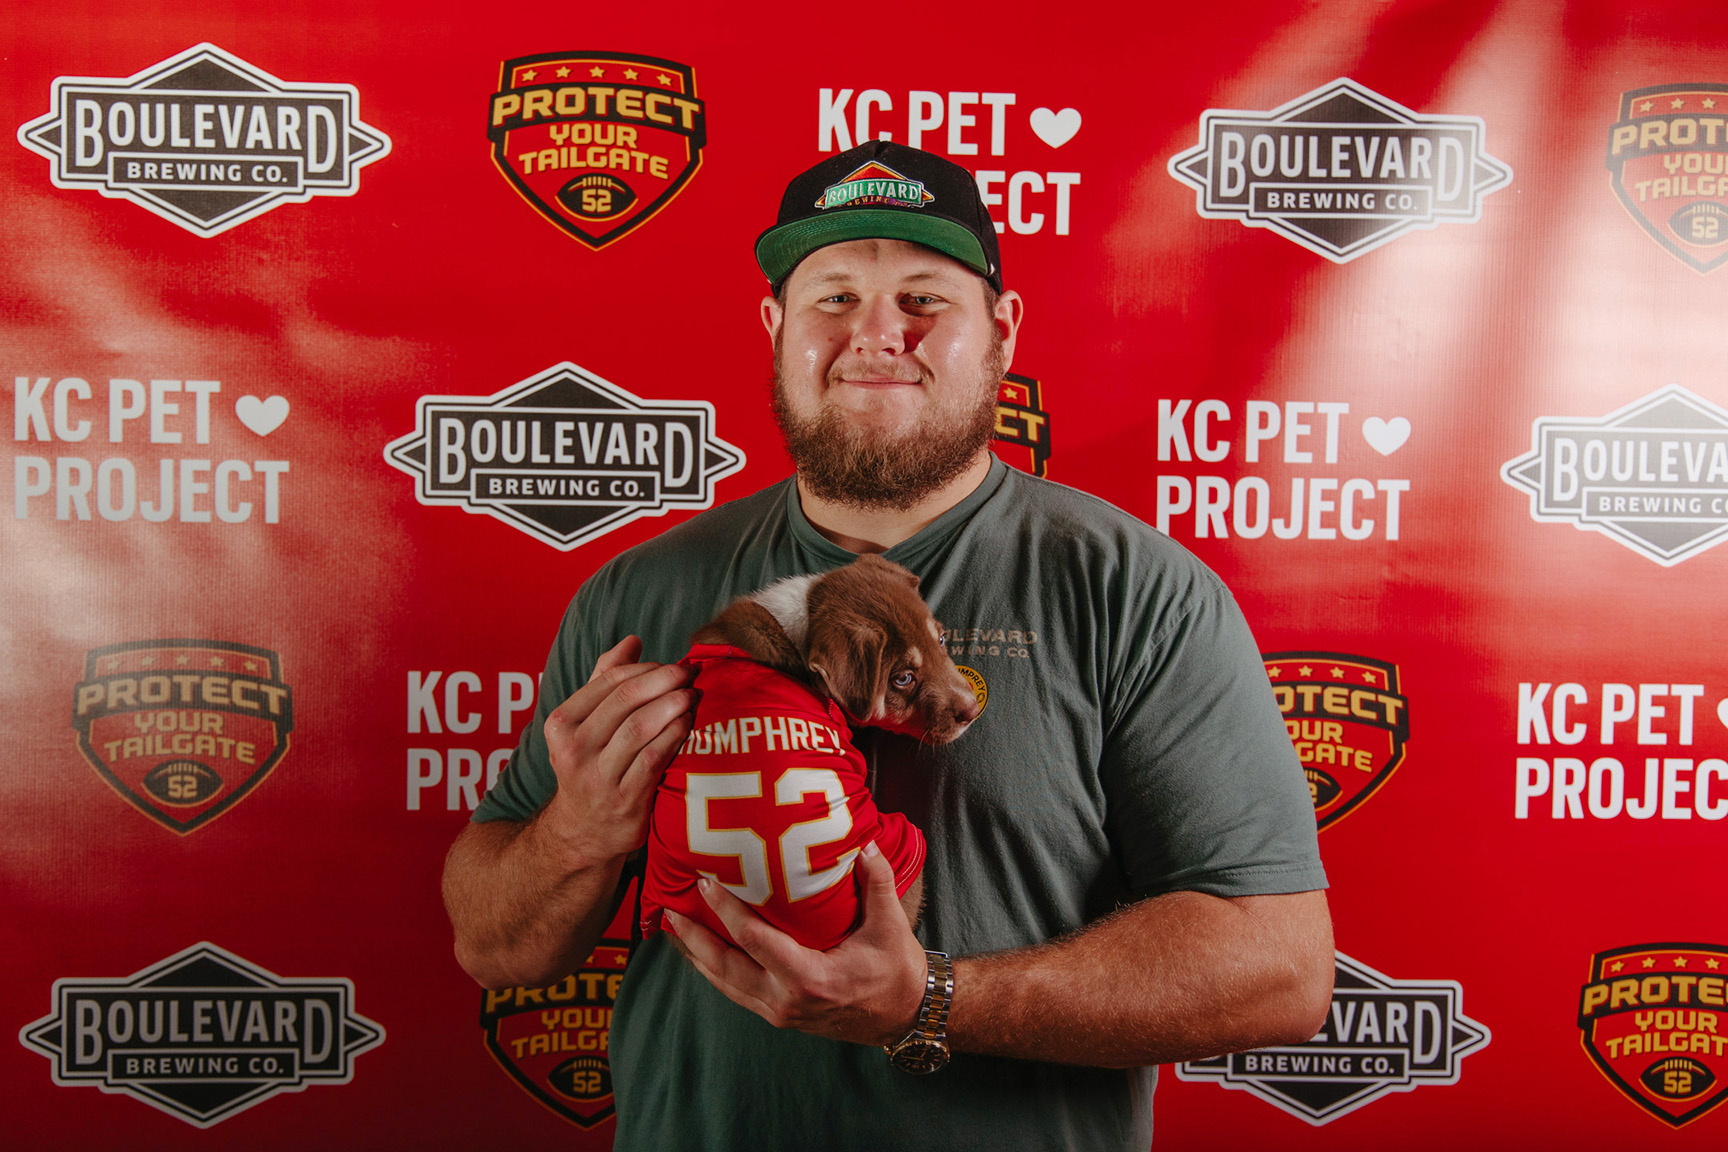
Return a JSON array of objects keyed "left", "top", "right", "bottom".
[{"left": 851, "top": 294, "right": 909, "bottom": 356}]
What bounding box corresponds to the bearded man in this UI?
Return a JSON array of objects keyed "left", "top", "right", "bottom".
[{"left": 443, "top": 141, "right": 1333, "bottom": 1151}]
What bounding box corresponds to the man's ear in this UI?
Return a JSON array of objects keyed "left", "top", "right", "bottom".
[
  {"left": 761, "top": 295, "right": 783, "bottom": 343},
  {"left": 807, "top": 620, "right": 886, "bottom": 722}
]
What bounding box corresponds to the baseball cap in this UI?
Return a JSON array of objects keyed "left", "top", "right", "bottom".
[{"left": 755, "top": 140, "right": 1003, "bottom": 293}]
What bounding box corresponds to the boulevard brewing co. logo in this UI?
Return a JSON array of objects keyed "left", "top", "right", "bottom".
[
  {"left": 995, "top": 372, "right": 1052, "bottom": 478},
  {"left": 1266, "top": 653, "right": 1408, "bottom": 830},
  {"left": 72, "top": 640, "right": 294, "bottom": 833},
  {"left": 487, "top": 52, "right": 705, "bottom": 247},
  {"left": 384, "top": 361, "right": 744, "bottom": 550},
  {"left": 1607, "top": 85, "right": 1728, "bottom": 272},
  {"left": 481, "top": 939, "right": 629, "bottom": 1128},
  {"left": 18, "top": 942, "right": 383, "bottom": 1128},
  {"left": 1168, "top": 78, "right": 1511, "bottom": 262},
  {"left": 1501, "top": 385, "right": 1728, "bottom": 566},
  {"left": 1578, "top": 943, "right": 1728, "bottom": 1128},
  {"left": 1176, "top": 951, "right": 1490, "bottom": 1124},
  {"left": 16, "top": 43, "right": 389, "bottom": 236}
]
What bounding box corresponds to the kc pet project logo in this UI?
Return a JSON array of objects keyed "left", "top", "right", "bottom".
[
  {"left": 72, "top": 639, "right": 293, "bottom": 833},
  {"left": 1578, "top": 943, "right": 1728, "bottom": 1128},
  {"left": 481, "top": 939, "right": 629, "bottom": 1127},
  {"left": 1267, "top": 653, "right": 1409, "bottom": 830},
  {"left": 17, "top": 43, "right": 389, "bottom": 236},
  {"left": 1177, "top": 951, "right": 1490, "bottom": 1124},
  {"left": 488, "top": 51, "right": 705, "bottom": 247},
  {"left": 1607, "top": 85, "right": 1728, "bottom": 272},
  {"left": 19, "top": 942, "right": 383, "bottom": 1128},
  {"left": 385, "top": 361, "right": 743, "bottom": 550},
  {"left": 1169, "top": 78, "right": 1511, "bottom": 261},
  {"left": 1502, "top": 385, "right": 1728, "bottom": 566}
]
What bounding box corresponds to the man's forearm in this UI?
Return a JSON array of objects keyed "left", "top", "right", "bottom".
[
  {"left": 945, "top": 889, "right": 1333, "bottom": 1068},
  {"left": 442, "top": 812, "right": 628, "bottom": 990}
]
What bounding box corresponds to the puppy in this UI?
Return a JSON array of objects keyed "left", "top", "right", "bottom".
[{"left": 640, "top": 555, "right": 978, "bottom": 952}]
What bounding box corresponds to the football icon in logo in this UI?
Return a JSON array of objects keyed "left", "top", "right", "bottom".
[{"left": 558, "top": 173, "right": 637, "bottom": 221}]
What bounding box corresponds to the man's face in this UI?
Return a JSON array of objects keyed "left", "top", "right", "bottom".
[{"left": 762, "top": 238, "right": 1021, "bottom": 511}]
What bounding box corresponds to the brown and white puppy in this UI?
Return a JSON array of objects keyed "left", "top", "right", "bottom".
[{"left": 692, "top": 553, "right": 980, "bottom": 743}]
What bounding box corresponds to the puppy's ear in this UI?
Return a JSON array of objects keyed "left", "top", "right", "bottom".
[
  {"left": 692, "top": 599, "right": 802, "bottom": 673},
  {"left": 807, "top": 619, "right": 886, "bottom": 722}
]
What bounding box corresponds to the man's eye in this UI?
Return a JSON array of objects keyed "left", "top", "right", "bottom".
[{"left": 891, "top": 670, "right": 917, "bottom": 690}]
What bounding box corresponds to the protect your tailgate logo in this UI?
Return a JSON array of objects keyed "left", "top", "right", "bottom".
[
  {"left": 1168, "top": 78, "right": 1511, "bottom": 262},
  {"left": 1501, "top": 385, "right": 1728, "bottom": 566},
  {"left": 384, "top": 361, "right": 744, "bottom": 551},
  {"left": 1266, "top": 652, "right": 1408, "bottom": 831},
  {"left": 1607, "top": 85, "right": 1728, "bottom": 272},
  {"left": 1578, "top": 943, "right": 1728, "bottom": 1128},
  {"left": 487, "top": 52, "right": 705, "bottom": 248},
  {"left": 18, "top": 942, "right": 383, "bottom": 1129},
  {"left": 17, "top": 43, "right": 389, "bottom": 236},
  {"left": 72, "top": 639, "right": 293, "bottom": 834},
  {"left": 995, "top": 372, "right": 1052, "bottom": 478},
  {"left": 1176, "top": 951, "right": 1490, "bottom": 1124},
  {"left": 481, "top": 939, "right": 629, "bottom": 1128}
]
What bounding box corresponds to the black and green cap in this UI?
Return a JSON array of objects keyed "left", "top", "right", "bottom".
[{"left": 755, "top": 140, "right": 1003, "bottom": 293}]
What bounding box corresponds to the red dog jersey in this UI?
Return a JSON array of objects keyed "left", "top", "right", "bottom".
[{"left": 641, "top": 644, "right": 925, "bottom": 952}]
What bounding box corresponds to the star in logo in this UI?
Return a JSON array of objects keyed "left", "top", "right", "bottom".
[
  {"left": 1331, "top": 666, "right": 1346, "bottom": 679},
  {"left": 623, "top": 68, "right": 638, "bottom": 80},
  {"left": 1640, "top": 100, "right": 1654, "bottom": 112},
  {"left": 1266, "top": 666, "right": 1281, "bottom": 678},
  {"left": 657, "top": 72, "right": 672, "bottom": 85},
  {"left": 1674, "top": 956, "right": 1689, "bottom": 967},
  {"left": 1298, "top": 665, "right": 1312, "bottom": 677},
  {"left": 1362, "top": 670, "right": 1379, "bottom": 684},
  {"left": 1710, "top": 959, "right": 1722, "bottom": 970},
  {"left": 1671, "top": 97, "right": 1686, "bottom": 109},
  {"left": 521, "top": 69, "right": 537, "bottom": 81},
  {"left": 176, "top": 654, "right": 191, "bottom": 666},
  {"left": 1707, "top": 98, "right": 1719, "bottom": 110},
  {"left": 210, "top": 656, "right": 225, "bottom": 668},
  {"left": 589, "top": 65, "right": 604, "bottom": 78},
  {"left": 1643, "top": 957, "right": 1657, "bottom": 969},
  {"left": 140, "top": 655, "right": 156, "bottom": 667},
  {"left": 555, "top": 66, "right": 570, "bottom": 78},
  {"left": 1610, "top": 961, "right": 1624, "bottom": 973}
]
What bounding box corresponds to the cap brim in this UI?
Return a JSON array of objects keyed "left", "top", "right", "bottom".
[{"left": 754, "top": 209, "right": 992, "bottom": 288}]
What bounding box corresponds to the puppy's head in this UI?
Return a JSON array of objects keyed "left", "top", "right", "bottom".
[{"left": 803, "top": 555, "right": 980, "bottom": 743}]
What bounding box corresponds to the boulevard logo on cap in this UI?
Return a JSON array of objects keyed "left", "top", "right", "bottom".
[{"left": 814, "top": 161, "right": 934, "bottom": 210}]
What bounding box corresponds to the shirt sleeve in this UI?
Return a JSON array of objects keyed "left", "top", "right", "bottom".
[{"left": 1099, "top": 582, "right": 1328, "bottom": 899}]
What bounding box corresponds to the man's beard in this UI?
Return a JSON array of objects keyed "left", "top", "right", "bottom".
[{"left": 771, "top": 333, "right": 1004, "bottom": 513}]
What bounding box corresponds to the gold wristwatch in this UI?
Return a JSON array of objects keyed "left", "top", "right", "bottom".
[{"left": 885, "top": 950, "right": 952, "bottom": 1074}]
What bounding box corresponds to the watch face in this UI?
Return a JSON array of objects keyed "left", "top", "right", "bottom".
[{"left": 890, "top": 1038, "right": 950, "bottom": 1075}]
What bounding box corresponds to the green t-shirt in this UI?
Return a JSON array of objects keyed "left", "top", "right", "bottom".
[{"left": 476, "top": 458, "right": 1326, "bottom": 1151}]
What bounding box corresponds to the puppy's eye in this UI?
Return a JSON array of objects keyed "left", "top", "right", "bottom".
[{"left": 891, "top": 670, "right": 916, "bottom": 690}]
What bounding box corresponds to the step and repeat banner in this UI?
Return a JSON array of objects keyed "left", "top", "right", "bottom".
[{"left": 4, "top": 2, "right": 1727, "bottom": 1148}]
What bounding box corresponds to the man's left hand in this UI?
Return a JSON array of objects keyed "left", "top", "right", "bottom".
[{"left": 664, "top": 841, "right": 928, "bottom": 1047}]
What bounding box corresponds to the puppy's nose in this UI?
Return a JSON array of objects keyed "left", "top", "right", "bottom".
[{"left": 957, "top": 694, "right": 982, "bottom": 724}]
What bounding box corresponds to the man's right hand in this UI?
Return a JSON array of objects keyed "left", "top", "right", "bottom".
[
  {"left": 538, "top": 635, "right": 699, "bottom": 867},
  {"left": 444, "top": 635, "right": 696, "bottom": 990}
]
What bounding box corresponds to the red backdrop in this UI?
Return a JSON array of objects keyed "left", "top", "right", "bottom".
[{"left": 6, "top": 2, "right": 1728, "bottom": 1147}]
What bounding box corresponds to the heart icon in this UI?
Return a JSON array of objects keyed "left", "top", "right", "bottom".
[
  {"left": 236, "top": 395, "right": 290, "bottom": 436},
  {"left": 1718, "top": 698, "right": 1728, "bottom": 730},
  {"left": 1361, "top": 416, "right": 1410, "bottom": 456},
  {"left": 1029, "top": 107, "right": 1082, "bottom": 148}
]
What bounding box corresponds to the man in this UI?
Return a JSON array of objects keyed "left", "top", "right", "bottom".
[{"left": 443, "top": 140, "right": 1333, "bottom": 1150}]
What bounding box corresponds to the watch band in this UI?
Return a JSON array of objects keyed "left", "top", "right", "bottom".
[{"left": 885, "top": 950, "right": 952, "bottom": 1074}]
